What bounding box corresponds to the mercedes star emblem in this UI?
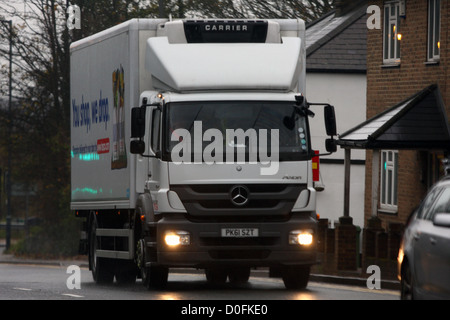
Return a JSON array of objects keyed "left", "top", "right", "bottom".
[{"left": 230, "top": 185, "right": 250, "bottom": 206}]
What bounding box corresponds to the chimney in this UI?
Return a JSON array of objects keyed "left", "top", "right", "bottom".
[{"left": 335, "top": 0, "right": 366, "bottom": 17}]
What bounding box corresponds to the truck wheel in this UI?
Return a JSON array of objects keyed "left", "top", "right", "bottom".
[
  {"left": 89, "top": 216, "right": 114, "bottom": 284},
  {"left": 142, "top": 265, "right": 169, "bottom": 290},
  {"left": 115, "top": 261, "right": 137, "bottom": 285},
  {"left": 205, "top": 268, "right": 228, "bottom": 285},
  {"left": 282, "top": 265, "right": 310, "bottom": 290},
  {"left": 228, "top": 267, "right": 251, "bottom": 284},
  {"left": 138, "top": 237, "right": 169, "bottom": 289}
]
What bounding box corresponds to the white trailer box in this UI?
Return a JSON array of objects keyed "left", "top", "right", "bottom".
[{"left": 71, "top": 20, "right": 164, "bottom": 210}]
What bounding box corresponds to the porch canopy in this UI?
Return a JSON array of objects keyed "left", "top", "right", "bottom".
[
  {"left": 335, "top": 84, "right": 450, "bottom": 222},
  {"left": 338, "top": 84, "right": 450, "bottom": 150}
]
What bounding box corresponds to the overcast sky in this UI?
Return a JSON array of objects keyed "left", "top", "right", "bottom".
[{"left": 0, "top": 0, "right": 39, "bottom": 98}]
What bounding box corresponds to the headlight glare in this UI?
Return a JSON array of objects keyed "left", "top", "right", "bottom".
[
  {"left": 164, "top": 230, "right": 190, "bottom": 247},
  {"left": 289, "top": 230, "right": 314, "bottom": 246}
]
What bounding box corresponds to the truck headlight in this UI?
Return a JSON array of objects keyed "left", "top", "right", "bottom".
[
  {"left": 164, "top": 231, "right": 190, "bottom": 247},
  {"left": 289, "top": 230, "right": 313, "bottom": 246}
]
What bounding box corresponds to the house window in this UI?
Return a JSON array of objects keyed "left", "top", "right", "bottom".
[
  {"left": 380, "top": 150, "right": 398, "bottom": 212},
  {"left": 428, "top": 0, "right": 441, "bottom": 61},
  {"left": 424, "top": 152, "right": 445, "bottom": 189},
  {"left": 383, "top": 1, "right": 401, "bottom": 64}
]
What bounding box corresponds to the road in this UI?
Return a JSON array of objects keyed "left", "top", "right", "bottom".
[{"left": 0, "top": 263, "right": 399, "bottom": 301}]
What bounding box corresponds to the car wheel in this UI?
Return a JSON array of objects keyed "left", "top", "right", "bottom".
[{"left": 401, "top": 263, "right": 414, "bottom": 300}]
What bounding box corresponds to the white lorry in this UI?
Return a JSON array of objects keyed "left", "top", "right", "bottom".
[{"left": 70, "top": 18, "right": 337, "bottom": 289}]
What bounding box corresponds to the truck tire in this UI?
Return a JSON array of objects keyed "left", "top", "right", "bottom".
[
  {"left": 228, "top": 267, "right": 251, "bottom": 284},
  {"left": 282, "top": 265, "right": 310, "bottom": 290},
  {"left": 138, "top": 236, "right": 168, "bottom": 289},
  {"left": 142, "top": 264, "right": 169, "bottom": 289},
  {"left": 205, "top": 268, "right": 228, "bottom": 285},
  {"left": 115, "top": 261, "right": 137, "bottom": 285},
  {"left": 89, "top": 215, "right": 114, "bottom": 284}
]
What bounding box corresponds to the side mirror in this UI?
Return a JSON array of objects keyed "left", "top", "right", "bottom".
[
  {"left": 324, "top": 105, "right": 337, "bottom": 137},
  {"left": 433, "top": 213, "right": 450, "bottom": 228},
  {"left": 131, "top": 107, "right": 146, "bottom": 138},
  {"left": 325, "top": 138, "right": 337, "bottom": 153},
  {"left": 306, "top": 102, "right": 337, "bottom": 156},
  {"left": 130, "top": 140, "right": 146, "bottom": 154},
  {"left": 130, "top": 107, "right": 146, "bottom": 155},
  {"left": 130, "top": 103, "right": 162, "bottom": 156}
]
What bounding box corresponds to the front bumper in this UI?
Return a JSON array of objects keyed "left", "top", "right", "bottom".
[{"left": 153, "top": 213, "right": 317, "bottom": 268}]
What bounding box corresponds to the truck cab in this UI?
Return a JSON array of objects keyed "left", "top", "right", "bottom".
[{"left": 133, "top": 90, "right": 321, "bottom": 288}]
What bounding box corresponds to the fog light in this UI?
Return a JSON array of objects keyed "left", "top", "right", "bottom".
[
  {"left": 164, "top": 231, "right": 190, "bottom": 247},
  {"left": 289, "top": 230, "right": 313, "bottom": 246}
]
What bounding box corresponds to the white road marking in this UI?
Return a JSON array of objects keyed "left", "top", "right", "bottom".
[
  {"left": 13, "top": 287, "right": 32, "bottom": 291},
  {"left": 62, "top": 293, "right": 84, "bottom": 298}
]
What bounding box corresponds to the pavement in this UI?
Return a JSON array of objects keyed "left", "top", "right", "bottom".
[{"left": 0, "top": 244, "right": 400, "bottom": 291}]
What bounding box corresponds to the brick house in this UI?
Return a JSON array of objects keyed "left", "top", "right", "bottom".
[
  {"left": 362, "top": 0, "right": 450, "bottom": 228},
  {"left": 334, "top": 0, "right": 450, "bottom": 274}
]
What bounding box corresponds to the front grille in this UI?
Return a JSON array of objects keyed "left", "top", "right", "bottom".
[
  {"left": 208, "top": 249, "right": 271, "bottom": 260},
  {"left": 200, "top": 237, "right": 279, "bottom": 247},
  {"left": 171, "top": 184, "right": 307, "bottom": 221}
]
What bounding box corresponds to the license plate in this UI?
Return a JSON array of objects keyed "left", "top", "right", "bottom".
[{"left": 221, "top": 228, "right": 259, "bottom": 238}]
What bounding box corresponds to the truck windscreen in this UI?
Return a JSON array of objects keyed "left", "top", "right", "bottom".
[{"left": 164, "top": 101, "right": 311, "bottom": 162}]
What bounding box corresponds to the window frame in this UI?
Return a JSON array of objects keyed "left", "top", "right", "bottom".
[
  {"left": 151, "top": 108, "right": 161, "bottom": 155},
  {"left": 427, "top": 0, "right": 441, "bottom": 62},
  {"left": 380, "top": 150, "right": 399, "bottom": 212},
  {"left": 383, "top": 1, "right": 401, "bottom": 65}
]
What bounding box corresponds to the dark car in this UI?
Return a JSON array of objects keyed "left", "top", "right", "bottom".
[{"left": 398, "top": 175, "right": 450, "bottom": 300}]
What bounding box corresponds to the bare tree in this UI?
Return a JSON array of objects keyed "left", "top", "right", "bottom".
[
  {"left": 0, "top": 0, "right": 156, "bottom": 256},
  {"left": 0, "top": 0, "right": 75, "bottom": 255},
  {"left": 0, "top": 0, "right": 69, "bottom": 195},
  {"left": 184, "top": 0, "right": 336, "bottom": 21},
  {"left": 0, "top": 0, "right": 336, "bottom": 255}
]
